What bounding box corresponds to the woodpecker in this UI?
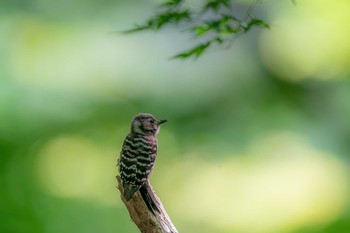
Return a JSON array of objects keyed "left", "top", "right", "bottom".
[{"left": 118, "top": 113, "right": 167, "bottom": 201}]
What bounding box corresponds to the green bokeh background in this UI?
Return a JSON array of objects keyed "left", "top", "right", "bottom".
[{"left": 1, "top": 0, "right": 350, "bottom": 233}]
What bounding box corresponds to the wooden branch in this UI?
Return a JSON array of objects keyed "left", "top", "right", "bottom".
[{"left": 116, "top": 176, "right": 178, "bottom": 233}]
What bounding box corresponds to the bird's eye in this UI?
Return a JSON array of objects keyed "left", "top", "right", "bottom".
[{"left": 150, "top": 119, "right": 155, "bottom": 124}]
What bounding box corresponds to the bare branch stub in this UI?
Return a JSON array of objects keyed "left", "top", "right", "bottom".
[{"left": 116, "top": 176, "right": 178, "bottom": 233}]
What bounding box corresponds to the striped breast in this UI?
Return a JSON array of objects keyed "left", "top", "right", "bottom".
[{"left": 118, "top": 133, "right": 158, "bottom": 188}]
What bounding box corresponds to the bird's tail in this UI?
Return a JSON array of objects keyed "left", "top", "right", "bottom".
[
  {"left": 139, "top": 184, "right": 160, "bottom": 215},
  {"left": 123, "top": 182, "right": 160, "bottom": 215}
]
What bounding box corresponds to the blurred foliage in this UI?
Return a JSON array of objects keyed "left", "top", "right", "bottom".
[
  {"left": 1, "top": 0, "right": 350, "bottom": 233},
  {"left": 125, "top": 0, "right": 270, "bottom": 59}
]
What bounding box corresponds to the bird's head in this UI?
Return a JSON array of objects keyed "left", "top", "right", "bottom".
[{"left": 131, "top": 113, "right": 167, "bottom": 136}]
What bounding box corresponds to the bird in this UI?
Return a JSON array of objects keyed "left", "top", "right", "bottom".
[{"left": 118, "top": 113, "right": 167, "bottom": 202}]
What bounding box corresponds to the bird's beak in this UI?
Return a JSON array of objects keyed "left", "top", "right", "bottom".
[{"left": 157, "top": 119, "right": 167, "bottom": 125}]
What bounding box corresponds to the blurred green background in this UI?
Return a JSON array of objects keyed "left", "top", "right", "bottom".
[{"left": 1, "top": 0, "right": 350, "bottom": 232}]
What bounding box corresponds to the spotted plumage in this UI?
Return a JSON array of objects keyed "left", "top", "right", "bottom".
[{"left": 118, "top": 113, "right": 166, "bottom": 201}]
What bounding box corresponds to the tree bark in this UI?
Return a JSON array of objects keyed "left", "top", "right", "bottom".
[{"left": 116, "top": 176, "right": 178, "bottom": 233}]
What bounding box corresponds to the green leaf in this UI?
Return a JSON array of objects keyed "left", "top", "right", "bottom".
[
  {"left": 152, "top": 9, "right": 191, "bottom": 29},
  {"left": 125, "top": 9, "right": 192, "bottom": 32},
  {"left": 243, "top": 18, "right": 270, "bottom": 32},
  {"left": 172, "top": 42, "right": 211, "bottom": 59},
  {"left": 205, "top": 0, "right": 231, "bottom": 11},
  {"left": 193, "top": 24, "right": 210, "bottom": 36},
  {"left": 219, "top": 25, "right": 241, "bottom": 35}
]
